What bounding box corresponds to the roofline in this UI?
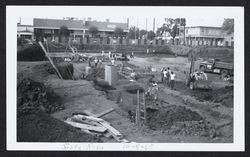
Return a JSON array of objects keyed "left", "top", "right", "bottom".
[
  {"left": 186, "top": 26, "right": 222, "bottom": 29},
  {"left": 33, "top": 26, "right": 85, "bottom": 31},
  {"left": 185, "top": 35, "right": 224, "bottom": 38},
  {"left": 17, "top": 24, "right": 33, "bottom": 27}
]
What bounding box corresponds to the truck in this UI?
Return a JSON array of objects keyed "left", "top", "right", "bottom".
[{"left": 199, "top": 58, "right": 234, "bottom": 77}]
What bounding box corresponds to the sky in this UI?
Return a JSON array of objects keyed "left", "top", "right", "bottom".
[
  {"left": 11, "top": 6, "right": 234, "bottom": 30},
  {"left": 19, "top": 17, "right": 225, "bottom": 31}
]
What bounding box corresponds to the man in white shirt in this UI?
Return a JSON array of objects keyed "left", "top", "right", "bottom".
[
  {"left": 94, "top": 57, "right": 98, "bottom": 68},
  {"left": 111, "top": 59, "right": 115, "bottom": 65},
  {"left": 163, "top": 69, "right": 168, "bottom": 86},
  {"left": 170, "top": 71, "right": 176, "bottom": 90}
]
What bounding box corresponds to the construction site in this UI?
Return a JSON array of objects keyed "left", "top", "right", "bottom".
[{"left": 17, "top": 40, "right": 234, "bottom": 143}]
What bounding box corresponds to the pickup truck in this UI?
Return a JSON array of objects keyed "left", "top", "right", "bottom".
[{"left": 199, "top": 58, "right": 233, "bottom": 76}]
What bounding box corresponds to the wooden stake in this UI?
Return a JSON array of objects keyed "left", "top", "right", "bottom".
[
  {"left": 143, "top": 92, "right": 147, "bottom": 123},
  {"left": 38, "top": 41, "right": 63, "bottom": 79},
  {"left": 137, "top": 90, "right": 140, "bottom": 125}
]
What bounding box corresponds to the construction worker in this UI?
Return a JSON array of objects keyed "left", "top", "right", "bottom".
[
  {"left": 94, "top": 57, "right": 98, "bottom": 68},
  {"left": 161, "top": 67, "right": 165, "bottom": 83},
  {"left": 109, "top": 51, "right": 112, "bottom": 59},
  {"left": 111, "top": 58, "right": 115, "bottom": 65},
  {"left": 151, "top": 81, "right": 159, "bottom": 101},
  {"left": 88, "top": 56, "right": 92, "bottom": 67},
  {"left": 170, "top": 71, "right": 176, "bottom": 90},
  {"left": 163, "top": 69, "right": 168, "bottom": 86},
  {"left": 166, "top": 67, "right": 171, "bottom": 87},
  {"left": 98, "top": 59, "right": 102, "bottom": 68}
]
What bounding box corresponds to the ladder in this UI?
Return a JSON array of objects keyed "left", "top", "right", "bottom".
[{"left": 135, "top": 90, "right": 147, "bottom": 125}]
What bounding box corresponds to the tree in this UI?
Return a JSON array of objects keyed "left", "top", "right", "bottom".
[
  {"left": 222, "top": 18, "right": 234, "bottom": 34},
  {"left": 59, "top": 25, "right": 70, "bottom": 43},
  {"left": 128, "top": 26, "right": 139, "bottom": 39},
  {"left": 114, "top": 27, "right": 124, "bottom": 37},
  {"left": 88, "top": 26, "right": 99, "bottom": 37},
  {"left": 158, "top": 18, "right": 178, "bottom": 44},
  {"left": 147, "top": 31, "right": 156, "bottom": 41},
  {"left": 139, "top": 29, "right": 147, "bottom": 39}
]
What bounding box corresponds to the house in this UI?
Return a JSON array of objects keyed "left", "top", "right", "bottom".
[
  {"left": 185, "top": 26, "right": 224, "bottom": 46},
  {"left": 17, "top": 24, "right": 34, "bottom": 40},
  {"left": 33, "top": 18, "right": 129, "bottom": 44}
]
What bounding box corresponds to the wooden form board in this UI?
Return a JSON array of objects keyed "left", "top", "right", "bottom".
[{"left": 65, "top": 118, "right": 107, "bottom": 133}]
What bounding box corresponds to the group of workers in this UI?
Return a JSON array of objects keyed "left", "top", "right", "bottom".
[
  {"left": 161, "top": 67, "right": 176, "bottom": 90},
  {"left": 88, "top": 56, "right": 103, "bottom": 68}
]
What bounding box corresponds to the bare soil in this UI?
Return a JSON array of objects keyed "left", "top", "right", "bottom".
[{"left": 16, "top": 54, "right": 233, "bottom": 143}]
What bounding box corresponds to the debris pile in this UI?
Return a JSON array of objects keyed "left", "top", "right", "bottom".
[
  {"left": 17, "top": 78, "right": 64, "bottom": 117},
  {"left": 64, "top": 109, "right": 129, "bottom": 142}
]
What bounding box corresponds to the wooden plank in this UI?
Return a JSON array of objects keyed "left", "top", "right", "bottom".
[
  {"left": 64, "top": 118, "right": 107, "bottom": 133},
  {"left": 81, "top": 129, "right": 102, "bottom": 136},
  {"left": 82, "top": 110, "right": 96, "bottom": 117},
  {"left": 38, "top": 41, "right": 63, "bottom": 79},
  {"left": 71, "top": 115, "right": 101, "bottom": 127},
  {"left": 76, "top": 114, "right": 111, "bottom": 125},
  {"left": 95, "top": 108, "right": 115, "bottom": 118}
]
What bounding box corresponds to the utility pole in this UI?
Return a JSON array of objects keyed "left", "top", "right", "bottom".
[
  {"left": 153, "top": 18, "right": 155, "bottom": 33},
  {"left": 183, "top": 18, "right": 186, "bottom": 45}
]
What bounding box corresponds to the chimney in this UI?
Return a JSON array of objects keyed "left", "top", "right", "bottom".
[{"left": 87, "top": 17, "right": 91, "bottom": 21}]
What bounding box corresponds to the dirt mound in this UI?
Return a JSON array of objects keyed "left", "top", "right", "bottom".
[
  {"left": 146, "top": 105, "right": 217, "bottom": 137},
  {"left": 147, "top": 105, "right": 203, "bottom": 130},
  {"left": 93, "top": 78, "right": 115, "bottom": 91},
  {"left": 174, "top": 82, "right": 233, "bottom": 108},
  {"left": 191, "top": 86, "right": 233, "bottom": 108},
  {"left": 17, "top": 78, "right": 101, "bottom": 142},
  {"left": 17, "top": 111, "right": 102, "bottom": 142},
  {"left": 17, "top": 44, "right": 46, "bottom": 61},
  {"left": 17, "top": 78, "right": 64, "bottom": 117}
]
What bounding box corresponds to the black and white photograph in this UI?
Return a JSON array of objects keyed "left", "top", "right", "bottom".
[{"left": 6, "top": 6, "right": 244, "bottom": 151}]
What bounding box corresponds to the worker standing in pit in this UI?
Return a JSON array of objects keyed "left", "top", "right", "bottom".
[
  {"left": 151, "top": 81, "right": 159, "bottom": 102},
  {"left": 111, "top": 58, "right": 115, "bottom": 65},
  {"left": 109, "top": 51, "right": 112, "bottom": 59},
  {"left": 170, "top": 71, "right": 176, "bottom": 90}
]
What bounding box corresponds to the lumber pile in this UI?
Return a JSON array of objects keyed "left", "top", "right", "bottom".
[{"left": 64, "top": 109, "right": 129, "bottom": 142}]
